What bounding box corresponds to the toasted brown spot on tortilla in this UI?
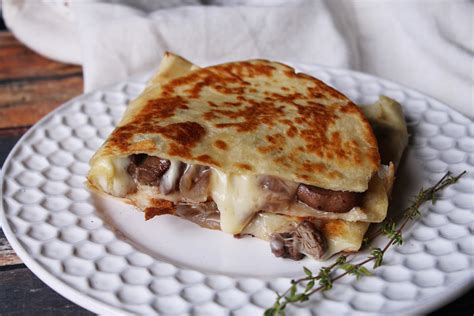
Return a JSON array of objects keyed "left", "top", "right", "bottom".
[
  {"left": 214, "top": 140, "right": 228, "bottom": 150},
  {"left": 265, "top": 133, "right": 285, "bottom": 146},
  {"left": 161, "top": 122, "right": 206, "bottom": 158},
  {"left": 273, "top": 156, "right": 291, "bottom": 167},
  {"left": 302, "top": 162, "right": 325, "bottom": 173},
  {"left": 235, "top": 163, "right": 253, "bottom": 171},
  {"left": 210, "top": 98, "right": 286, "bottom": 132},
  {"left": 195, "top": 154, "right": 221, "bottom": 167},
  {"left": 145, "top": 97, "right": 189, "bottom": 120},
  {"left": 257, "top": 146, "right": 273, "bottom": 154},
  {"left": 286, "top": 125, "right": 298, "bottom": 137},
  {"left": 127, "top": 139, "right": 157, "bottom": 152},
  {"left": 159, "top": 122, "right": 205, "bottom": 145}
]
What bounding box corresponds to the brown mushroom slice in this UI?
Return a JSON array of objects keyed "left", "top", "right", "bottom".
[
  {"left": 296, "top": 184, "right": 362, "bottom": 213},
  {"left": 175, "top": 201, "right": 220, "bottom": 230},
  {"left": 258, "top": 175, "right": 299, "bottom": 212},
  {"left": 179, "top": 165, "right": 211, "bottom": 202}
]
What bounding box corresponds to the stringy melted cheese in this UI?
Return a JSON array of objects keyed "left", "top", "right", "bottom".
[
  {"left": 210, "top": 169, "right": 265, "bottom": 234},
  {"left": 88, "top": 156, "right": 134, "bottom": 197}
]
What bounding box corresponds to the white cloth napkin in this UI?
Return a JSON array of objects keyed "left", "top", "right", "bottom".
[{"left": 3, "top": 0, "right": 473, "bottom": 118}]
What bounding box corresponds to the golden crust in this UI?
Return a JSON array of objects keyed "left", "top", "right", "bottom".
[{"left": 91, "top": 53, "right": 380, "bottom": 192}]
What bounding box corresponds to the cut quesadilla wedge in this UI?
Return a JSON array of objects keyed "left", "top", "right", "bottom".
[{"left": 88, "top": 53, "right": 407, "bottom": 260}]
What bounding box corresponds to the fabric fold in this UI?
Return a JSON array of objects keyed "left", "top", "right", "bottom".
[{"left": 2, "top": 0, "right": 472, "bottom": 118}]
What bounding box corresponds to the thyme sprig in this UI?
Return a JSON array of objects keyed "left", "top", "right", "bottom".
[{"left": 265, "top": 171, "right": 466, "bottom": 316}]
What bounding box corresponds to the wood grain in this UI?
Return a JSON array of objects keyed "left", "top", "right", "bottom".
[
  {"left": 0, "top": 230, "right": 22, "bottom": 266},
  {"left": 0, "top": 32, "right": 81, "bottom": 80},
  {"left": 0, "top": 267, "right": 93, "bottom": 315},
  {"left": 0, "top": 75, "right": 82, "bottom": 128},
  {"left": 0, "top": 32, "right": 83, "bottom": 129}
]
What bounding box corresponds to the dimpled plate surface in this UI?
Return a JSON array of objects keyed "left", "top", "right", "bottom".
[{"left": 1, "top": 64, "right": 473, "bottom": 315}]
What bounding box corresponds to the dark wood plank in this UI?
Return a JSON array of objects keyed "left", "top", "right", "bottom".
[
  {"left": 0, "top": 32, "right": 81, "bottom": 80},
  {"left": 0, "top": 31, "right": 83, "bottom": 130},
  {"left": 0, "top": 133, "right": 23, "bottom": 266},
  {"left": 0, "top": 75, "right": 82, "bottom": 128},
  {"left": 0, "top": 126, "right": 30, "bottom": 138},
  {"left": 0, "top": 229, "right": 21, "bottom": 266},
  {"left": 0, "top": 266, "right": 93, "bottom": 315},
  {"left": 0, "top": 134, "right": 21, "bottom": 167}
]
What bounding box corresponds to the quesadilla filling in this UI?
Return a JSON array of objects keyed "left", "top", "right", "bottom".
[
  {"left": 121, "top": 153, "right": 367, "bottom": 259},
  {"left": 127, "top": 154, "right": 362, "bottom": 213}
]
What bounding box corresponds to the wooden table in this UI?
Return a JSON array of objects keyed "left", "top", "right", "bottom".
[{"left": 0, "top": 30, "right": 471, "bottom": 315}]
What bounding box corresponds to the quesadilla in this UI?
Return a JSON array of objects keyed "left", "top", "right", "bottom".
[{"left": 88, "top": 53, "right": 408, "bottom": 260}]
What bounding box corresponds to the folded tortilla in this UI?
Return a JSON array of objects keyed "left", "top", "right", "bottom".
[{"left": 88, "top": 53, "right": 407, "bottom": 260}]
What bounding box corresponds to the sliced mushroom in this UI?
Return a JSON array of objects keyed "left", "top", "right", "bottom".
[
  {"left": 297, "top": 184, "right": 361, "bottom": 213},
  {"left": 175, "top": 201, "right": 220, "bottom": 230},
  {"left": 259, "top": 175, "right": 299, "bottom": 212},
  {"left": 179, "top": 165, "right": 211, "bottom": 202}
]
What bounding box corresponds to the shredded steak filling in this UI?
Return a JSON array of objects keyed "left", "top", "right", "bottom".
[
  {"left": 127, "top": 154, "right": 171, "bottom": 186},
  {"left": 270, "top": 221, "right": 327, "bottom": 260}
]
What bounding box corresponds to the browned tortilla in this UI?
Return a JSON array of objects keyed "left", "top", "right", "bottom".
[{"left": 91, "top": 53, "right": 380, "bottom": 193}]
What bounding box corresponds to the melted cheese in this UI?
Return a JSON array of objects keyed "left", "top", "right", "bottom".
[
  {"left": 88, "top": 156, "right": 134, "bottom": 197},
  {"left": 210, "top": 169, "right": 265, "bottom": 234},
  {"left": 160, "top": 159, "right": 183, "bottom": 193}
]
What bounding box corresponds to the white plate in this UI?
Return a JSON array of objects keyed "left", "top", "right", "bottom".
[{"left": 1, "top": 64, "right": 472, "bottom": 315}]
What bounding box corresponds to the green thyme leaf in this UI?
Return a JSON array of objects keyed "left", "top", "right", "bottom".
[
  {"left": 336, "top": 255, "right": 347, "bottom": 265},
  {"left": 371, "top": 248, "right": 384, "bottom": 268},
  {"left": 357, "top": 266, "right": 371, "bottom": 278},
  {"left": 289, "top": 284, "right": 297, "bottom": 297},
  {"left": 340, "top": 263, "right": 355, "bottom": 272},
  {"left": 264, "top": 308, "right": 276, "bottom": 316},
  {"left": 392, "top": 231, "right": 403, "bottom": 246},
  {"left": 318, "top": 267, "right": 333, "bottom": 290}
]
